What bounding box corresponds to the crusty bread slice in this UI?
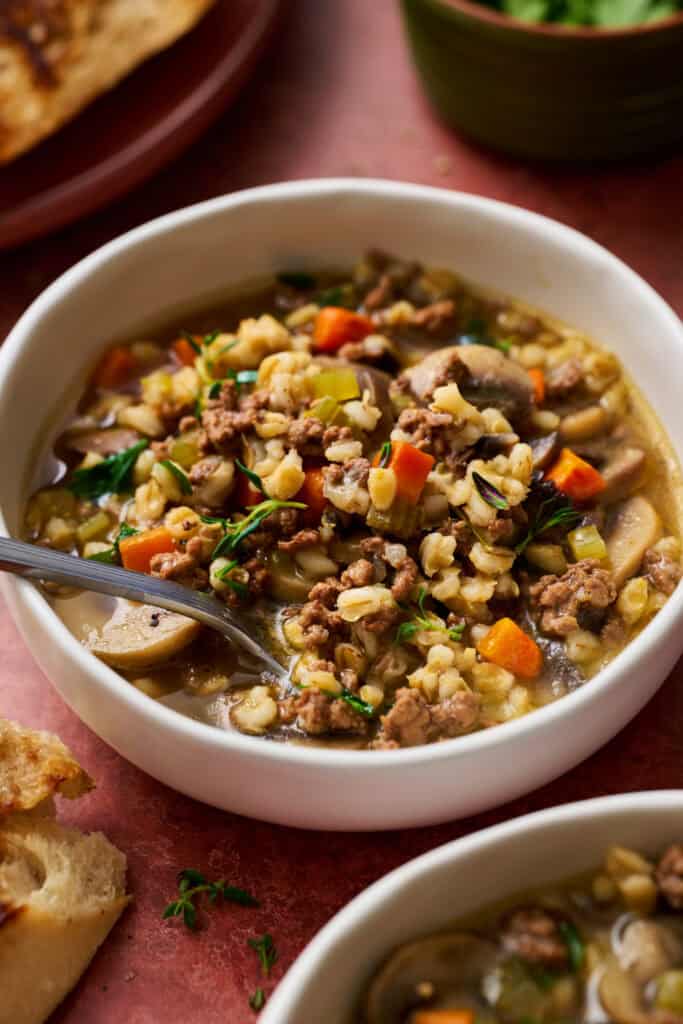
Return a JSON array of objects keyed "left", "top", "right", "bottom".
[
  {"left": 0, "top": 717, "right": 93, "bottom": 816},
  {"left": 0, "top": 816, "right": 130, "bottom": 1024},
  {"left": 0, "top": 0, "right": 216, "bottom": 164},
  {"left": 0, "top": 718, "right": 130, "bottom": 1023}
]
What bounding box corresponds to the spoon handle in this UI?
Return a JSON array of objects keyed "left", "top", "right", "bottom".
[{"left": 0, "top": 536, "right": 282, "bottom": 676}]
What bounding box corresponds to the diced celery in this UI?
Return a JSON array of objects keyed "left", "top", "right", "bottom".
[
  {"left": 170, "top": 434, "right": 199, "bottom": 470},
  {"left": 657, "top": 971, "right": 683, "bottom": 1014},
  {"left": 312, "top": 369, "right": 359, "bottom": 402},
  {"left": 304, "top": 396, "right": 342, "bottom": 424},
  {"left": 76, "top": 510, "right": 111, "bottom": 545},
  {"left": 568, "top": 524, "right": 607, "bottom": 561}
]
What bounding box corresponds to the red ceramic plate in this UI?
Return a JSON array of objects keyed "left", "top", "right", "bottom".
[{"left": 0, "top": 0, "right": 281, "bottom": 249}]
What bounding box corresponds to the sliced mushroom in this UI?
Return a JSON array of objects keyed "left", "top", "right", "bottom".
[
  {"left": 600, "top": 448, "right": 647, "bottom": 504},
  {"left": 87, "top": 601, "right": 200, "bottom": 670},
  {"left": 560, "top": 405, "right": 609, "bottom": 444},
  {"left": 266, "top": 552, "right": 313, "bottom": 603},
  {"left": 66, "top": 427, "right": 140, "bottom": 456},
  {"left": 606, "top": 495, "right": 661, "bottom": 587},
  {"left": 599, "top": 959, "right": 649, "bottom": 1024},
  {"left": 364, "top": 931, "right": 497, "bottom": 1024},
  {"left": 400, "top": 345, "right": 533, "bottom": 424},
  {"left": 474, "top": 433, "right": 520, "bottom": 459},
  {"left": 530, "top": 431, "right": 561, "bottom": 472},
  {"left": 618, "top": 919, "right": 682, "bottom": 986}
]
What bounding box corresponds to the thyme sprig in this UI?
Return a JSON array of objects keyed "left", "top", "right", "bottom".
[
  {"left": 162, "top": 869, "right": 258, "bottom": 931},
  {"left": 248, "top": 933, "right": 278, "bottom": 976},
  {"left": 208, "top": 499, "right": 307, "bottom": 559},
  {"left": 395, "top": 587, "right": 465, "bottom": 646},
  {"left": 516, "top": 493, "right": 581, "bottom": 556}
]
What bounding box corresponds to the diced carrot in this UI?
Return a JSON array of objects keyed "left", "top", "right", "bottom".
[
  {"left": 528, "top": 367, "right": 546, "bottom": 405},
  {"left": 313, "top": 307, "right": 374, "bottom": 353},
  {"left": 411, "top": 1011, "right": 476, "bottom": 1024},
  {"left": 545, "top": 447, "right": 606, "bottom": 503},
  {"left": 172, "top": 336, "right": 199, "bottom": 367},
  {"left": 91, "top": 346, "right": 137, "bottom": 390},
  {"left": 236, "top": 470, "right": 263, "bottom": 509},
  {"left": 296, "top": 467, "right": 327, "bottom": 522},
  {"left": 477, "top": 617, "right": 542, "bottom": 680},
  {"left": 119, "top": 526, "right": 177, "bottom": 574},
  {"left": 373, "top": 441, "right": 435, "bottom": 504}
]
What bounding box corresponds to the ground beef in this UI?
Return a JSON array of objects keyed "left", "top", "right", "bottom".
[
  {"left": 600, "top": 613, "right": 627, "bottom": 648},
  {"left": 529, "top": 559, "right": 616, "bottom": 636},
  {"left": 243, "top": 557, "right": 269, "bottom": 597},
  {"left": 411, "top": 299, "right": 457, "bottom": 332},
  {"left": 202, "top": 406, "right": 258, "bottom": 451},
  {"left": 307, "top": 577, "right": 344, "bottom": 608},
  {"left": 240, "top": 389, "right": 271, "bottom": 414},
  {"left": 391, "top": 556, "right": 418, "bottom": 601},
  {"left": 207, "top": 379, "right": 239, "bottom": 411},
  {"left": 363, "top": 605, "right": 401, "bottom": 634},
  {"left": 149, "top": 551, "right": 208, "bottom": 590},
  {"left": 278, "top": 529, "right": 320, "bottom": 553},
  {"left": 340, "top": 558, "right": 375, "bottom": 588},
  {"left": 501, "top": 908, "right": 570, "bottom": 968},
  {"left": 657, "top": 844, "right": 683, "bottom": 909},
  {"left": 346, "top": 457, "right": 371, "bottom": 487},
  {"left": 298, "top": 599, "right": 345, "bottom": 646},
  {"left": 262, "top": 507, "right": 301, "bottom": 537},
  {"left": 396, "top": 407, "right": 453, "bottom": 458},
  {"left": 280, "top": 688, "right": 368, "bottom": 736},
  {"left": 373, "top": 687, "right": 479, "bottom": 748},
  {"left": 287, "top": 416, "right": 325, "bottom": 454},
  {"left": 178, "top": 415, "right": 200, "bottom": 433},
  {"left": 545, "top": 359, "right": 583, "bottom": 399},
  {"left": 422, "top": 349, "right": 467, "bottom": 400},
  {"left": 486, "top": 515, "right": 517, "bottom": 545},
  {"left": 643, "top": 548, "right": 681, "bottom": 596},
  {"left": 150, "top": 438, "right": 171, "bottom": 458},
  {"left": 323, "top": 425, "right": 354, "bottom": 447}
]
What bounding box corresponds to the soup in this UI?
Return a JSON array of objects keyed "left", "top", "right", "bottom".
[
  {"left": 24, "top": 250, "right": 683, "bottom": 749},
  {"left": 360, "top": 841, "right": 683, "bottom": 1023}
]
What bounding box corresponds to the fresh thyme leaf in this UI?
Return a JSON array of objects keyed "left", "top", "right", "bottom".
[
  {"left": 453, "top": 507, "right": 495, "bottom": 550},
  {"left": 203, "top": 330, "right": 220, "bottom": 346},
  {"left": 215, "top": 560, "right": 249, "bottom": 596},
  {"left": 472, "top": 471, "right": 510, "bottom": 512},
  {"left": 277, "top": 271, "right": 316, "bottom": 290},
  {"left": 340, "top": 689, "right": 376, "bottom": 718},
  {"left": 459, "top": 317, "right": 511, "bottom": 353},
  {"left": 248, "top": 934, "right": 278, "bottom": 977},
  {"left": 163, "top": 870, "right": 258, "bottom": 931},
  {"left": 417, "top": 586, "right": 428, "bottom": 615},
  {"left": 558, "top": 920, "right": 585, "bottom": 973},
  {"left": 315, "top": 283, "right": 356, "bottom": 309},
  {"left": 211, "top": 500, "right": 308, "bottom": 559},
  {"left": 515, "top": 495, "right": 581, "bottom": 556},
  {"left": 448, "top": 623, "right": 465, "bottom": 641},
  {"left": 249, "top": 988, "right": 266, "bottom": 1011},
  {"left": 208, "top": 381, "right": 222, "bottom": 400},
  {"left": 68, "top": 440, "right": 148, "bottom": 499},
  {"left": 216, "top": 559, "right": 239, "bottom": 579},
  {"left": 180, "top": 330, "right": 202, "bottom": 354},
  {"left": 395, "top": 621, "right": 420, "bottom": 645},
  {"left": 235, "top": 459, "right": 266, "bottom": 495},
  {"left": 160, "top": 460, "right": 192, "bottom": 495},
  {"left": 378, "top": 441, "right": 392, "bottom": 468},
  {"left": 87, "top": 522, "right": 138, "bottom": 564},
  {"left": 194, "top": 397, "right": 203, "bottom": 419}
]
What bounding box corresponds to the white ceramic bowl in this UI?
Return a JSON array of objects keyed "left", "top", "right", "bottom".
[
  {"left": 262, "top": 791, "right": 683, "bottom": 1022},
  {"left": 1, "top": 180, "right": 682, "bottom": 831}
]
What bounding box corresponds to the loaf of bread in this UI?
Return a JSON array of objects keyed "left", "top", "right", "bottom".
[
  {"left": 0, "top": 0, "right": 216, "bottom": 163},
  {"left": 0, "top": 718, "right": 130, "bottom": 1024}
]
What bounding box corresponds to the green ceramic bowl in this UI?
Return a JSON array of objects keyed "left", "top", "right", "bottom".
[{"left": 400, "top": 0, "right": 683, "bottom": 161}]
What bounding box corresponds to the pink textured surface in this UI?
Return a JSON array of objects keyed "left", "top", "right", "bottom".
[{"left": 1, "top": 2, "right": 683, "bottom": 1021}]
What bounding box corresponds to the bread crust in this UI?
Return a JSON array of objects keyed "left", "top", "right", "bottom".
[
  {"left": 0, "top": 0, "right": 216, "bottom": 162},
  {"left": 0, "top": 717, "right": 93, "bottom": 816}
]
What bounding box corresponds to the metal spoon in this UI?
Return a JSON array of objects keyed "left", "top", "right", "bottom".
[{"left": 0, "top": 536, "right": 284, "bottom": 677}]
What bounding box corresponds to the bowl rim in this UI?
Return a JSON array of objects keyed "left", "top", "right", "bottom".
[
  {"left": 260, "top": 790, "right": 683, "bottom": 1020},
  {"left": 1, "top": 177, "right": 683, "bottom": 771},
  {"left": 423, "top": 0, "right": 683, "bottom": 39}
]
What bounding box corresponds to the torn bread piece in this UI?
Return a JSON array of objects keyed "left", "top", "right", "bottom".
[
  {"left": 0, "top": 718, "right": 130, "bottom": 1024},
  {"left": 0, "top": 0, "right": 216, "bottom": 163}
]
